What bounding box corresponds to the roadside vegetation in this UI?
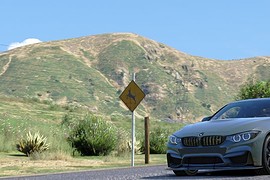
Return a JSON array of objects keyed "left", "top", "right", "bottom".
[
  {"left": 2, "top": 78, "right": 269, "bottom": 176},
  {"left": 0, "top": 95, "right": 181, "bottom": 177},
  {"left": 235, "top": 79, "right": 270, "bottom": 100}
]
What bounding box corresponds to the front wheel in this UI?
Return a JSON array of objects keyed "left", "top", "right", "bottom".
[
  {"left": 173, "top": 170, "right": 198, "bottom": 176},
  {"left": 255, "top": 135, "right": 270, "bottom": 175}
]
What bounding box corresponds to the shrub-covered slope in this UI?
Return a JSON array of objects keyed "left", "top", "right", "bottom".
[{"left": 0, "top": 33, "right": 270, "bottom": 122}]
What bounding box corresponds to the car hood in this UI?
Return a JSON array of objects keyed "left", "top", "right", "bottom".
[{"left": 174, "top": 117, "right": 270, "bottom": 137}]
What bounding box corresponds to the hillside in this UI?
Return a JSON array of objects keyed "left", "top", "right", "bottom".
[{"left": 0, "top": 33, "right": 270, "bottom": 122}]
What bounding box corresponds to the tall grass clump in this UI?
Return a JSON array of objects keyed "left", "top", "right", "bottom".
[
  {"left": 0, "top": 135, "right": 14, "bottom": 152},
  {"left": 115, "top": 128, "right": 130, "bottom": 156},
  {"left": 115, "top": 128, "right": 141, "bottom": 156},
  {"left": 16, "top": 131, "right": 49, "bottom": 156},
  {"left": 0, "top": 124, "right": 16, "bottom": 152},
  {"left": 67, "top": 114, "right": 117, "bottom": 156}
]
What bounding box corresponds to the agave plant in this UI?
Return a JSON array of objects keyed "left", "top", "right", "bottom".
[{"left": 16, "top": 131, "right": 49, "bottom": 156}]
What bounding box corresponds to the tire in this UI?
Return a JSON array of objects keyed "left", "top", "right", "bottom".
[
  {"left": 255, "top": 135, "right": 270, "bottom": 175},
  {"left": 173, "top": 170, "right": 198, "bottom": 176}
]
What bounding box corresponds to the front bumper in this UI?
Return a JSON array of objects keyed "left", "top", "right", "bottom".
[{"left": 167, "top": 141, "right": 262, "bottom": 171}]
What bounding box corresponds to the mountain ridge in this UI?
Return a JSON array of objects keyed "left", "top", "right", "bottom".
[{"left": 0, "top": 33, "right": 270, "bottom": 122}]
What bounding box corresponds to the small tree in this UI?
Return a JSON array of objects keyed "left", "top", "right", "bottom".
[{"left": 235, "top": 80, "right": 270, "bottom": 100}]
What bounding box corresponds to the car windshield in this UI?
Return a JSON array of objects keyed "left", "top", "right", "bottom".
[{"left": 211, "top": 99, "right": 270, "bottom": 120}]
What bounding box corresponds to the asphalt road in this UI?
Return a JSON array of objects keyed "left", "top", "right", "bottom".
[{"left": 2, "top": 165, "right": 270, "bottom": 180}]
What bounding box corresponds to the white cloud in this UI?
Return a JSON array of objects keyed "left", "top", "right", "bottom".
[{"left": 8, "top": 38, "right": 42, "bottom": 50}]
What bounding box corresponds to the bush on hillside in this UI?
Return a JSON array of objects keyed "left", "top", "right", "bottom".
[
  {"left": 67, "top": 114, "right": 117, "bottom": 156},
  {"left": 236, "top": 80, "right": 270, "bottom": 100}
]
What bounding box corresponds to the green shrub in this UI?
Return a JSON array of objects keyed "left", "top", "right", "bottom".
[
  {"left": 236, "top": 80, "right": 270, "bottom": 100},
  {"left": 16, "top": 131, "right": 49, "bottom": 156},
  {"left": 67, "top": 114, "right": 117, "bottom": 156},
  {"left": 141, "top": 127, "right": 170, "bottom": 154}
]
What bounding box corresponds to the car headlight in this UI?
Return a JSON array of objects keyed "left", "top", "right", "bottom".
[
  {"left": 227, "top": 130, "right": 260, "bottom": 143},
  {"left": 168, "top": 135, "right": 181, "bottom": 145}
]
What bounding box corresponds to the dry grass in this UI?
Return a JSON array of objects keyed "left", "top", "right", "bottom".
[{"left": 0, "top": 152, "right": 166, "bottom": 177}]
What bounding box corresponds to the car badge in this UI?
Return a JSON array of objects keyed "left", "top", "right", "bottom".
[{"left": 198, "top": 132, "right": 204, "bottom": 137}]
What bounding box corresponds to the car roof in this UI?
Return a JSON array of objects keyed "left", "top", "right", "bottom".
[{"left": 233, "top": 98, "right": 270, "bottom": 104}]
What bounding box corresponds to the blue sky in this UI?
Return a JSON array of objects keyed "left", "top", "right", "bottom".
[{"left": 1, "top": 0, "right": 270, "bottom": 60}]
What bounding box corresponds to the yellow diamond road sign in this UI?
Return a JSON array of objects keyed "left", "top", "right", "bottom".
[{"left": 119, "top": 80, "right": 145, "bottom": 112}]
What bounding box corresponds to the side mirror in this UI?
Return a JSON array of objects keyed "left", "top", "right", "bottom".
[{"left": 202, "top": 116, "right": 212, "bottom": 122}]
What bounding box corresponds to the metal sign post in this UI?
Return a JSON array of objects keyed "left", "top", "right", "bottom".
[
  {"left": 119, "top": 73, "right": 145, "bottom": 167},
  {"left": 131, "top": 73, "right": 135, "bottom": 166}
]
